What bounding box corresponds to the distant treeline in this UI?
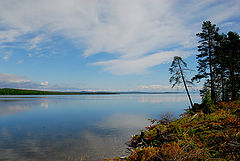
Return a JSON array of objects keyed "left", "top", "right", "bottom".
[{"left": 0, "top": 88, "right": 119, "bottom": 95}]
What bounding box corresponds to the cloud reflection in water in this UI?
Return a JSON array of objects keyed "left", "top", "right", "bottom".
[{"left": 0, "top": 94, "right": 200, "bottom": 160}]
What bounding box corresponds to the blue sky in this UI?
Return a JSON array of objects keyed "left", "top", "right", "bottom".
[{"left": 0, "top": 0, "right": 239, "bottom": 91}]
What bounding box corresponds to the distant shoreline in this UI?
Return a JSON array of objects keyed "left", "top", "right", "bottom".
[
  {"left": 0, "top": 88, "right": 119, "bottom": 95},
  {"left": 0, "top": 88, "right": 198, "bottom": 95}
]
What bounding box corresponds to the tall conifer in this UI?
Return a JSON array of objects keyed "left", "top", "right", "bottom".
[{"left": 193, "top": 21, "right": 219, "bottom": 102}]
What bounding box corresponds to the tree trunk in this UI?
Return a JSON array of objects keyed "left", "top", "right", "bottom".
[
  {"left": 178, "top": 60, "right": 194, "bottom": 108},
  {"left": 208, "top": 39, "right": 216, "bottom": 103},
  {"left": 221, "top": 71, "right": 225, "bottom": 101},
  {"left": 230, "top": 65, "right": 236, "bottom": 100},
  {"left": 230, "top": 47, "right": 237, "bottom": 101}
]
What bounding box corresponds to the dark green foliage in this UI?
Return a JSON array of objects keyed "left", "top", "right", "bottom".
[
  {"left": 225, "top": 32, "right": 240, "bottom": 100},
  {"left": 193, "top": 21, "right": 220, "bottom": 102},
  {"left": 201, "top": 89, "right": 214, "bottom": 113},
  {"left": 194, "top": 21, "right": 240, "bottom": 102},
  {"left": 214, "top": 33, "right": 229, "bottom": 101},
  {"left": 214, "top": 31, "right": 240, "bottom": 101},
  {"left": 192, "top": 89, "right": 214, "bottom": 114},
  {"left": 0, "top": 88, "right": 119, "bottom": 95}
]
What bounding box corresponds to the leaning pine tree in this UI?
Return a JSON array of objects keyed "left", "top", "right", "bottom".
[{"left": 169, "top": 56, "right": 193, "bottom": 109}]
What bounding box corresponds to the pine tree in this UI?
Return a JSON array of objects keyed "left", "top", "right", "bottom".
[
  {"left": 169, "top": 56, "right": 193, "bottom": 108},
  {"left": 225, "top": 32, "right": 240, "bottom": 100},
  {"left": 193, "top": 21, "right": 219, "bottom": 103},
  {"left": 214, "top": 33, "right": 229, "bottom": 101}
]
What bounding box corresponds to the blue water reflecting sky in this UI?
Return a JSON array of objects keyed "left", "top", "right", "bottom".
[{"left": 0, "top": 94, "right": 200, "bottom": 160}]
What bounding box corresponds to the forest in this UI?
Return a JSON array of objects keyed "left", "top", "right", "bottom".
[
  {"left": 193, "top": 21, "right": 240, "bottom": 103},
  {"left": 108, "top": 21, "right": 240, "bottom": 161},
  {"left": 169, "top": 21, "right": 240, "bottom": 113}
]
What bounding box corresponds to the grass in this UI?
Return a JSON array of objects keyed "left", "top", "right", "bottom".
[{"left": 106, "top": 101, "right": 240, "bottom": 161}]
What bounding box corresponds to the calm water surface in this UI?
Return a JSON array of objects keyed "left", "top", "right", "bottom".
[{"left": 0, "top": 94, "right": 200, "bottom": 161}]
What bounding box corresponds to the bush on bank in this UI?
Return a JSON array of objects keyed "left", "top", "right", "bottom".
[{"left": 106, "top": 101, "right": 240, "bottom": 161}]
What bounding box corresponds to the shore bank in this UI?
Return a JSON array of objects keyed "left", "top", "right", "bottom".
[{"left": 107, "top": 101, "right": 240, "bottom": 160}]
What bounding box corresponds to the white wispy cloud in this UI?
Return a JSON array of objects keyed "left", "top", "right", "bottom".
[
  {"left": 2, "top": 52, "right": 12, "bottom": 61},
  {"left": 0, "top": 73, "right": 31, "bottom": 83},
  {"left": 27, "top": 34, "right": 45, "bottom": 50},
  {"left": 0, "top": 30, "right": 21, "bottom": 44},
  {"left": 139, "top": 84, "right": 175, "bottom": 92},
  {"left": 40, "top": 81, "right": 48, "bottom": 86},
  {"left": 17, "top": 60, "right": 23, "bottom": 64},
  {"left": 0, "top": 73, "right": 92, "bottom": 91},
  {"left": 0, "top": 0, "right": 239, "bottom": 74},
  {"left": 0, "top": 73, "right": 46, "bottom": 89},
  {"left": 93, "top": 50, "right": 191, "bottom": 75}
]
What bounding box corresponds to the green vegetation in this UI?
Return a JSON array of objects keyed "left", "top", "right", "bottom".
[
  {"left": 192, "top": 21, "right": 220, "bottom": 102},
  {"left": 107, "top": 21, "right": 240, "bottom": 161},
  {"left": 124, "top": 101, "right": 240, "bottom": 161},
  {"left": 107, "top": 101, "right": 239, "bottom": 161},
  {"left": 0, "top": 88, "right": 119, "bottom": 95},
  {"left": 193, "top": 21, "right": 240, "bottom": 102}
]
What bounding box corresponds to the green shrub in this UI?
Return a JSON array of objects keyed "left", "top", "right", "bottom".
[{"left": 126, "top": 101, "right": 240, "bottom": 160}]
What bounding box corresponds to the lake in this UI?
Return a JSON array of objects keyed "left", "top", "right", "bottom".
[{"left": 0, "top": 94, "right": 200, "bottom": 161}]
